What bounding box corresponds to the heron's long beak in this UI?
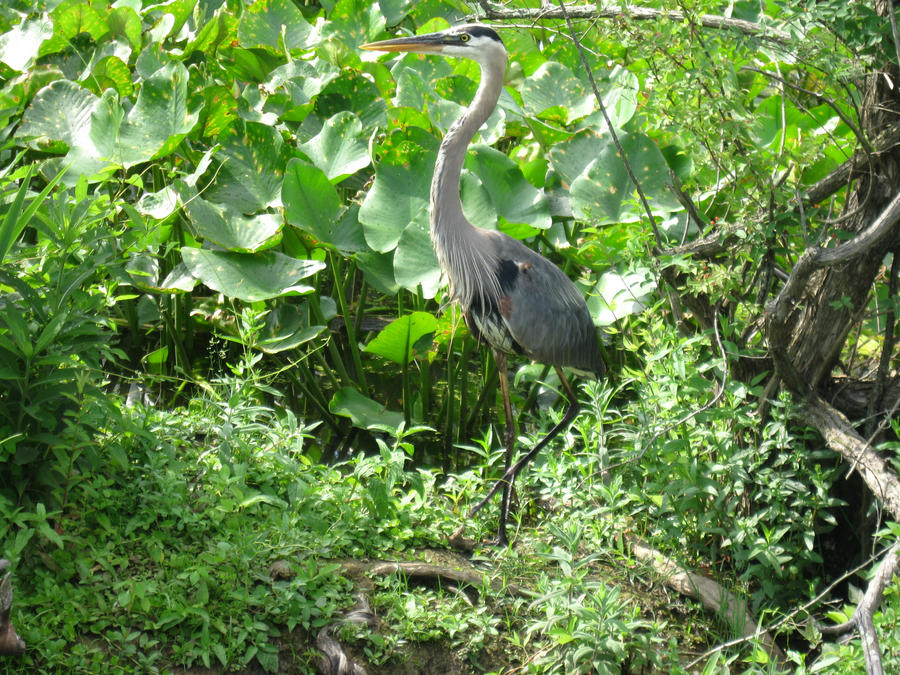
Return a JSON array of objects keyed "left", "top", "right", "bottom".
[{"left": 360, "top": 32, "right": 446, "bottom": 54}]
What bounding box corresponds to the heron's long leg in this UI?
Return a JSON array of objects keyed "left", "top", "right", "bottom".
[
  {"left": 468, "top": 366, "right": 580, "bottom": 520},
  {"left": 493, "top": 350, "right": 516, "bottom": 546}
]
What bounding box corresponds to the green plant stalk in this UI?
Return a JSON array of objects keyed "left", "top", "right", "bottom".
[
  {"left": 308, "top": 293, "right": 353, "bottom": 386},
  {"left": 329, "top": 253, "right": 367, "bottom": 393}
]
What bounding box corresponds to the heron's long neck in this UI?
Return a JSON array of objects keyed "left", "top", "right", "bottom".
[{"left": 430, "top": 56, "right": 507, "bottom": 305}]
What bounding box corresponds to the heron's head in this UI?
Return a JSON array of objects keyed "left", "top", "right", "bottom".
[{"left": 361, "top": 24, "right": 507, "bottom": 68}]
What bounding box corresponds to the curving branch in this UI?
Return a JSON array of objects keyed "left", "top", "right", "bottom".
[
  {"left": 819, "top": 545, "right": 900, "bottom": 675},
  {"left": 475, "top": 1, "right": 791, "bottom": 43}
]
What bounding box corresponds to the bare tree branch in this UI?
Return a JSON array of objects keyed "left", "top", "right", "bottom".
[
  {"left": 475, "top": 1, "right": 791, "bottom": 43},
  {"left": 799, "top": 395, "right": 900, "bottom": 521}
]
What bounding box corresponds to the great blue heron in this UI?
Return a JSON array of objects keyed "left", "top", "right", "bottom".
[{"left": 362, "top": 24, "right": 605, "bottom": 546}]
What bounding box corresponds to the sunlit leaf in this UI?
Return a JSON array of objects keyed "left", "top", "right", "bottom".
[
  {"left": 365, "top": 311, "right": 437, "bottom": 365},
  {"left": 299, "top": 111, "right": 371, "bottom": 182},
  {"left": 181, "top": 248, "right": 324, "bottom": 302}
]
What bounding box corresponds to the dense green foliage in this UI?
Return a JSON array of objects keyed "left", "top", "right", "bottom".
[{"left": 2, "top": 0, "right": 900, "bottom": 672}]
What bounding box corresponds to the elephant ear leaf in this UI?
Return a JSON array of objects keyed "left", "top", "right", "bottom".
[{"left": 181, "top": 248, "right": 325, "bottom": 302}]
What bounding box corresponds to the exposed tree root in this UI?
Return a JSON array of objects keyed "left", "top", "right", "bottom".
[
  {"left": 316, "top": 593, "right": 376, "bottom": 675},
  {"left": 336, "top": 558, "right": 529, "bottom": 598},
  {"left": 627, "top": 537, "right": 786, "bottom": 665}
]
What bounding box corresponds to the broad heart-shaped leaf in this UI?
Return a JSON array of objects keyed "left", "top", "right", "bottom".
[
  {"left": 258, "top": 303, "right": 326, "bottom": 354},
  {"left": 586, "top": 267, "right": 656, "bottom": 327},
  {"left": 393, "top": 222, "right": 441, "bottom": 298},
  {"left": 465, "top": 145, "right": 551, "bottom": 233},
  {"left": 17, "top": 80, "right": 98, "bottom": 153},
  {"left": 205, "top": 122, "right": 292, "bottom": 213},
  {"left": 355, "top": 250, "right": 399, "bottom": 295},
  {"left": 17, "top": 83, "right": 119, "bottom": 182},
  {"left": 116, "top": 61, "right": 199, "bottom": 168},
  {"left": 378, "top": 0, "right": 414, "bottom": 25},
  {"left": 521, "top": 61, "right": 594, "bottom": 123},
  {"left": 181, "top": 248, "right": 324, "bottom": 302},
  {"left": 322, "top": 0, "right": 386, "bottom": 48},
  {"left": 581, "top": 65, "right": 640, "bottom": 129},
  {"left": 0, "top": 17, "right": 53, "bottom": 71},
  {"left": 359, "top": 143, "right": 433, "bottom": 252},
  {"left": 238, "top": 0, "right": 312, "bottom": 52},
  {"left": 548, "top": 127, "right": 607, "bottom": 187},
  {"left": 570, "top": 131, "right": 681, "bottom": 224},
  {"left": 365, "top": 311, "right": 437, "bottom": 365},
  {"left": 299, "top": 111, "right": 370, "bottom": 182},
  {"left": 282, "top": 158, "right": 346, "bottom": 245},
  {"left": 329, "top": 387, "right": 405, "bottom": 431},
  {"left": 184, "top": 198, "right": 282, "bottom": 252}
]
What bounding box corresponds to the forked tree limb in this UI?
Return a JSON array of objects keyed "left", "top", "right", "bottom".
[{"left": 818, "top": 545, "right": 900, "bottom": 675}]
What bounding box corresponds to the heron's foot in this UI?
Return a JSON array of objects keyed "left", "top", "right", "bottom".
[
  {"left": 448, "top": 525, "right": 477, "bottom": 552},
  {"left": 448, "top": 525, "right": 510, "bottom": 551}
]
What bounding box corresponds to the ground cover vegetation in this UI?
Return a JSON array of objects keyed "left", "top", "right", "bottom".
[{"left": 1, "top": 0, "right": 900, "bottom": 672}]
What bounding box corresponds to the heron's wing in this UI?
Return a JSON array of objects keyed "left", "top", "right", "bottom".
[{"left": 491, "top": 234, "right": 604, "bottom": 376}]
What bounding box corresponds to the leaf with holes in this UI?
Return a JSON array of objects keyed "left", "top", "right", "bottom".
[{"left": 181, "top": 248, "right": 324, "bottom": 302}]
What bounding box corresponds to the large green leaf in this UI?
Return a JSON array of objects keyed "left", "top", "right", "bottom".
[
  {"left": 393, "top": 222, "right": 441, "bottom": 297},
  {"left": 359, "top": 142, "right": 433, "bottom": 252},
  {"left": 521, "top": 61, "right": 594, "bottom": 123},
  {"left": 465, "top": 144, "right": 551, "bottom": 234},
  {"left": 299, "top": 111, "right": 370, "bottom": 182},
  {"left": 205, "top": 122, "right": 292, "bottom": 212},
  {"left": 548, "top": 128, "right": 608, "bottom": 186},
  {"left": 0, "top": 18, "right": 53, "bottom": 71},
  {"left": 586, "top": 268, "right": 656, "bottom": 326},
  {"left": 181, "top": 248, "right": 324, "bottom": 302},
  {"left": 184, "top": 198, "right": 282, "bottom": 252},
  {"left": 329, "top": 387, "right": 405, "bottom": 431},
  {"left": 570, "top": 132, "right": 680, "bottom": 224},
  {"left": 17, "top": 62, "right": 198, "bottom": 175},
  {"left": 282, "top": 158, "right": 347, "bottom": 246},
  {"left": 17, "top": 80, "right": 98, "bottom": 153},
  {"left": 364, "top": 311, "right": 437, "bottom": 365},
  {"left": 238, "top": 0, "right": 312, "bottom": 52},
  {"left": 116, "top": 61, "right": 199, "bottom": 167},
  {"left": 258, "top": 304, "right": 326, "bottom": 354}
]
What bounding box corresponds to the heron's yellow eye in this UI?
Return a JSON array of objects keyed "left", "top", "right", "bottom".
[{"left": 460, "top": 34, "right": 470, "bottom": 42}]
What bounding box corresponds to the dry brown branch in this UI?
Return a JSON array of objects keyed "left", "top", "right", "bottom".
[
  {"left": 475, "top": 1, "right": 791, "bottom": 43},
  {"left": 818, "top": 545, "right": 900, "bottom": 675},
  {"left": 627, "top": 537, "right": 786, "bottom": 664},
  {"left": 799, "top": 396, "right": 900, "bottom": 520}
]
